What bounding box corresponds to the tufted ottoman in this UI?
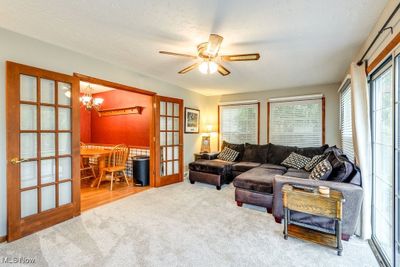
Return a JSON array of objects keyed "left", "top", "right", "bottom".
[{"left": 188, "top": 159, "right": 234, "bottom": 190}]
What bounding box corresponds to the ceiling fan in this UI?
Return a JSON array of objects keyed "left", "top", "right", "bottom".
[{"left": 159, "top": 34, "right": 260, "bottom": 76}]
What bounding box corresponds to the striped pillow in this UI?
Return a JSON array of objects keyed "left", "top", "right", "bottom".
[
  {"left": 217, "top": 147, "right": 239, "bottom": 162},
  {"left": 304, "top": 154, "right": 326, "bottom": 171}
]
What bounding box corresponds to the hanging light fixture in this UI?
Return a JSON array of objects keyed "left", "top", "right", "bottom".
[
  {"left": 198, "top": 60, "right": 218, "bottom": 74},
  {"left": 80, "top": 84, "right": 104, "bottom": 111}
]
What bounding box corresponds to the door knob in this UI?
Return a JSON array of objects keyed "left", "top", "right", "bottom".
[{"left": 10, "top": 157, "right": 28, "bottom": 165}]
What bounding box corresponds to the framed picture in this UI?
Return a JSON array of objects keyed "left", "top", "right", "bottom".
[{"left": 184, "top": 107, "right": 200, "bottom": 133}]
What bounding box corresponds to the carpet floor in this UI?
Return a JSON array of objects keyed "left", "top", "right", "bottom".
[{"left": 0, "top": 180, "right": 378, "bottom": 267}]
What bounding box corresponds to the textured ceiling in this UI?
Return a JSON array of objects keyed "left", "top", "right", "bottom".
[{"left": 0, "top": 0, "right": 388, "bottom": 96}]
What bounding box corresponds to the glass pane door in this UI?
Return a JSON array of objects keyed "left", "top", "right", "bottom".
[
  {"left": 395, "top": 55, "right": 400, "bottom": 266},
  {"left": 156, "top": 96, "right": 183, "bottom": 186},
  {"left": 371, "top": 64, "right": 394, "bottom": 265},
  {"left": 6, "top": 62, "right": 79, "bottom": 241},
  {"left": 19, "top": 77, "right": 73, "bottom": 217}
]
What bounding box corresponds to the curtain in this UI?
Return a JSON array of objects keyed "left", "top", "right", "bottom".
[{"left": 350, "top": 62, "right": 372, "bottom": 239}]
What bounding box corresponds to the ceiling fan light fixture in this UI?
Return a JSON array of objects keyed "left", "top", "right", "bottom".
[{"left": 199, "top": 60, "right": 218, "bottom": 74}]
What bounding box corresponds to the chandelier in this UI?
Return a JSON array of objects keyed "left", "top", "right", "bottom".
[{"left": 80, "top": 84, "right": 104, "bottom": 111}]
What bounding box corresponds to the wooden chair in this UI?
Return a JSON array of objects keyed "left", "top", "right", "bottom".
[
  {"left": 97, "top": 144, "right": 130, "bottom": 190},
  {"left": 80, "top": 142, "right": 96, "bottom": 180}
]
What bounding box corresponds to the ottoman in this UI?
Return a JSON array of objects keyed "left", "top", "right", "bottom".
[{"left": 188, "top": 159, "right": 234, "bottom": 190}]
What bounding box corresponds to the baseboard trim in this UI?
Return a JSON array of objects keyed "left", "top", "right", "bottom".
[{"left": 0, "top": 235, "right": 6, "bottom": 243}]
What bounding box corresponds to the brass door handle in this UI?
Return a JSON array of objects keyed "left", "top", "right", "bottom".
[{"left": 10, "top": 157, "right": 28, "bottom": 165}]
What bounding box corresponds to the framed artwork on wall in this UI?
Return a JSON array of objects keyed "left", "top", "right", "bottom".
[{"left": 184, "top": 107, "right": 200, "bottom": 133}]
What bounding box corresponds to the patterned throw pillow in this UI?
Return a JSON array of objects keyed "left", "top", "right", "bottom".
[
  {"left": 309, "top": 159, "right": 332, "bottom": 180},
  {"left": 281, "top": 152, "right": 311, "bottom": 169},
  {"left": 304, "top": 154, "right": 326, "bottom": 171},
  {"left": 217, "top": 147, "right": 240, "bottom": 162}
]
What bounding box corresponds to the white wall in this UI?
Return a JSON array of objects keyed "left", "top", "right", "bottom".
[
  {"left": 0, "top": 27, "right": 213, "bottom": 237},
  {"left": 206, "top": 83, "right": 341, "bottom": 151},
  {"left": 347, "top": 0, "right": 400, "bottom": 73}
]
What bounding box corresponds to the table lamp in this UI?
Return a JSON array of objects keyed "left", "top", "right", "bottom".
[{"left": 201, "top": 125, "right": 214, "bottom": 153}]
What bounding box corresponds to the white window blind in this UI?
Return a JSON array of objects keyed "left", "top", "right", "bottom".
[
  {"left": 340, "top": 84, "right": 354, "bottom": 162},
  {"left": 219, "top": 103, "right": 259, "bottom": 145},
  {"left": 269, "top": 98, "right": 323, "bottom": 147}
]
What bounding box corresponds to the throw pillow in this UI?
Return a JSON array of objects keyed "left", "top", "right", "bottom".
[
  {"left": 325, "top": 152, "right": 354, "bottom": 182},
  {"left": 304, "top": 154, "right": 326, "bottom": 171},
  {"left": 217, "top": 147, "right": 240, "bottom": 162},
  {"left": 221, "top": 141, "right": 245, "bottom": 161},
  {"left": 267, "top": 144, "right": 298, "bottom": 165},
  {"left": 281, "top": 152, "right": 311, "bottom": 169},
  {"left": 309, "top": 159, "right": 332, "bottom": 180}
]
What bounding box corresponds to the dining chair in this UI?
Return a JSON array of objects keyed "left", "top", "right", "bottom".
[
  {"left": 80, "top": 141, "right": 96, "bottom": 180},
  {"left": 97, "top": 144, "right": 130, "bottom": 190}
]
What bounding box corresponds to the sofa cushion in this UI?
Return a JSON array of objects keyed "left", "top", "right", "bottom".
[
  {"left": 281, "top": 152, "right": 311, "bottom": 169},
  {"left": 304, "top": 154, "right": 326, "bottom": 171},
  {"left": 309, "top": 159, "right": 332, "bottom": 180},
  {"left": 326, "top": 152, "right": 354, "bottom": 182},
  {"left": 284, "top": 168, "right": 310, "bottom": 179},
  {"left": 242, "top": 143, "right": 269, "bottom": 163},
  {"left": 188, "top": 159, "right": 234, "bottom": 175},
  {"left": 233, "top": 167, "right": 285, "bottom": 194},
  {"left": 217, "top": 147, "right": 239, "bottom": 162},
  {"left": 267, "top": 144, "right": 298, "bottom": 165},
  {"left": 324, "top": 145, "right": 344, "bottom": 156},
  {"left": 232, "top": 162, "right": 261, "bottom": 172},
  {"left": 221, "top": 141, "right": 245, "bottom": 161},
  {"left": 296, "top": 145, "right": 329, "bottom": 158},
  {"left": 259, "top": 163, "right": 287, "bottom": 172}
]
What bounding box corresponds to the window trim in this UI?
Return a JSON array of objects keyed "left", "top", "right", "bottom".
[
  {"left": 267, "top": 96, "right": 326, "bottom": 145},
  {"left": 217, "top": 102, "right": 260, "bottom": 149},
  {"left": 369, "top": 56, "right": 396, "bottom": 267}
]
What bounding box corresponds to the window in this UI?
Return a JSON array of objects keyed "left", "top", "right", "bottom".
[
  {"left": 268, "top": 96, "right": 324, "bottom": 147},
  {"left": 340, "top": 82, "right": 355, "bottom": 162},
  {"left": 219, "top": 103, "right": 259, "bottom": 146},
  {"left": 371, "top": 60, "right": 395, "bottom": 266}
]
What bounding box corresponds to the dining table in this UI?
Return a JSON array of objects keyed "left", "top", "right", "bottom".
[{"left": 80, "top": 147, "right": 111, "bottom": 187}]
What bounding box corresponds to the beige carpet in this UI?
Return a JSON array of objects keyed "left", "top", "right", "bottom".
[{"left": 0, "top": 180, "right": 378, "bottom": 267}]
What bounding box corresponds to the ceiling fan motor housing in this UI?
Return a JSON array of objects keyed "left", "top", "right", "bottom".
[{"left": 197, "top": 42, "right": 213, "bottom": 59}]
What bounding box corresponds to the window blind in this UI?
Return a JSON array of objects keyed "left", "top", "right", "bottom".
[
  {"left": 269, "top": 98, "right": 323, "bottom": 147},
  {"left": 219, "top": 103, "right": 259, "bottom": 145},
  {"left": 340, "top": 84, "right": 354, "bottom": 162}
]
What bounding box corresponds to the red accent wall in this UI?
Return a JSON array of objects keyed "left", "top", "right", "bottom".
[
  {"left": 80, "top": 90, "right": 151, "bottom": 147},
  {"left": 80, "top": 106, "right": 91, "bottom": 143}
]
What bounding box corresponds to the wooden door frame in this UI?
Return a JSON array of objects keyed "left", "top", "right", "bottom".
[
  {"left": 73, "top": 73, "right": 157, "bottom": 188},
  {"left": 6, "top": 61, "right": 80, "bottom": 241},
  {"left": 154, "top": 95, "right": 184, "bottom": 187}
]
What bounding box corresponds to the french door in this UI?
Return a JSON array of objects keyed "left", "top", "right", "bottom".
[
  {"left": 6, "top": 62, "right": 80, "bottom": 241},
  {"left": 155, "top": 96, "right": 184, "bottom": 186}
]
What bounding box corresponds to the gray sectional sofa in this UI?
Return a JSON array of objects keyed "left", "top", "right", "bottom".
[{"left": 188, "top": 142, "right": 362, "bottom": 240}]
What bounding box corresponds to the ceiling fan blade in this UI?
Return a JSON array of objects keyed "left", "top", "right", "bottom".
[
  {"left": 221, "top": 53, "right": 260, "bottom": 61},
  {"left": 207, "top": 34, "right": 224, "bottom": 56},
  {"left": 178, "top": 63, "right": 200, "bottom": 74},
  {"left": 159, "top": 51, "right": 197, "bottom": 59},
  {"left": 217, "top": 64, "right": 230, "bottom": 76}
]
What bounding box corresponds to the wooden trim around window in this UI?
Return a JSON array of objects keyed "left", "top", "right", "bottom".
[
  {"left": 217, "top": 102, "right": 260, "bottom": 150},
  {"left": 367, "top": 32, "right": 400, "bottom": 74}
]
